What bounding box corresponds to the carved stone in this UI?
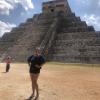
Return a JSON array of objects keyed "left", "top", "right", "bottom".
[{"left": 0, "top": 0, "right": 100, "bottom": 63}]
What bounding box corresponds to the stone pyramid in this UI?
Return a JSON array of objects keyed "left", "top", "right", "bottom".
[{"left": 0, "top": 0, "right": 100, "bottom": 63}]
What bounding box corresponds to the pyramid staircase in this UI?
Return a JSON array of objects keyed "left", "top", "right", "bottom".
[
  {"left": 47, "top": 13, "right": 100, "bottom": 63},
  {"left": 0, "top": 13, "right": 57, "bottom": 62},
  {"left": 0, "top": 0, "right": 100, "bottom": 63}
]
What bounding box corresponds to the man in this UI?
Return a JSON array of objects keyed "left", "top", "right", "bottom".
[
  {"left": 5, "top": 56, "right": 12, "bottom": 73},
  {"left": 27, "top": 48, "right": 45, "bottom": 100}
]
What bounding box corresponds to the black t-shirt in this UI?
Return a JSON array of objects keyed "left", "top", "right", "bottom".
[{"left": 27, "top": 55, "right": 45, "bottom": 69}]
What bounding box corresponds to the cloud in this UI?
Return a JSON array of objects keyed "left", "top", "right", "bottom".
[
  {"left": 0, "top": 20, "right": 16, "bottom": 37},
  {"left": 14, "top": 0, "right": 34, "bottom": 11},
  {"left": 77, "top": 0, "right": 100, "bottom": 15},
  {"left": 98, "top": 0, "right": 100, "bottom": 6},
  {"left": 0, "top": 1, "right": 13, "bottom": 15},
  {"left": 0, "top": 0, "right": 34, "bottom": 15},
  {"left": 82, "top": 14, "right": 100, "bottom": 31},
  {"left": 72, "top": 0, "right": 100, "bottom": 31},
  {"left": 80, "top": 0, "right": 90, "bottom": 5}
]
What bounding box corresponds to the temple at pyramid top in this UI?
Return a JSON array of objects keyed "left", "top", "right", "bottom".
[{"left": 42, "top": 0, "right": 71, "bottom": 13}]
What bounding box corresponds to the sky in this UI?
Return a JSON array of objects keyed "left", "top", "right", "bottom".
[{"left": 0, "top": 0, "right": 100, "bottom": 37}]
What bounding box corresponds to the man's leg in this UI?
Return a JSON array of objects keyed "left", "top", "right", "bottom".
[
  {"left": 6, "top": 64, "right": 9, "bottom": 72},
  {"left": 34, "top": 74, "right": 39, "bottom": 100},
  {"left": 27, "top": 74, "right": 35, "bottom": 99}
]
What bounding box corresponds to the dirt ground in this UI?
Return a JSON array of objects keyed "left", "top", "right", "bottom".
[{"left": 0, "top": 63, "right": 100, "bottom": 100}]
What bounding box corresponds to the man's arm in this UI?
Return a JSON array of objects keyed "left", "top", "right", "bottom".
[
  {"left": 35, "top": 56, "right": 46, "bottom": 69},
  {"left": 27, "top": 56, "right": 32, "bottom": 67},
  {"left": 28, "top": 62, "right": 31, "bottom": 67},
  {"left": 35, "top": 65, "right": 41, "bottom": 69}
]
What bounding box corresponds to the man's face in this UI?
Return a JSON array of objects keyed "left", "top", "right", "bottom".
[{"left": 34, "top": 50, "right": 40, "bottom": 56}]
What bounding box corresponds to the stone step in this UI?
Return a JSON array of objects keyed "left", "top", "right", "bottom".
[
  {"left": 62, "top": 21, "right": 87, "bottom": 27},
  {"left": 37, "top": 15, "right": 55, "bottom": 20},
  {"left": 36, "top": 20, "right": 54, "bottom": 25},
  {"left": 56, "top": 32, "right": 98, "bottom": 39},
  {"left": 37, "top": 21, "right": 53, "bottom": 25},
  {"left": 61, "top": 28, "right": 89, "bottom": 33},
  {"left": 48, "top": 55, "right": 100, "bottom": 63},
  {"left": 65, "top": 13, "right": 76, "bottom": 17},
  {"left": 55, "top": 38, "right": 100, "bottom": 43},
  {"left": 48, "top": 52, "right": 100, "bottom": 57},
  {"left": 49, "top": 45, "right": 100, "bottom": 53},
  {"left": 51, "top": 39, "right": 100, "bottom": 48},
  {"left": 58, "top": 31, "right": 97, "bottom": 35},
  {"left": 66, "top": 26, "right": 88, "bottom": 32},
  {"left": 48, "top": 54, "right": 100, "bottom": 60},
  {"left": 51, "top": 46, "right": 100, "bottom": 51},
  {"left": 49, "top": 50, "right": 100, "bottom": 56},
  {"left": 39, "top": 13, "right": 57, "bottom": 19},
  {"left": 63, "top": 17, "right": 82, "bottom": 22}
]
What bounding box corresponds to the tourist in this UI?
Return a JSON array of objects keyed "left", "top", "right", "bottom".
[
  {"left": 27, "top": 48, "right": 45, "bottom": 100},
  {"left": 4, "top": 56, "right": 12, "bottom": 73}
]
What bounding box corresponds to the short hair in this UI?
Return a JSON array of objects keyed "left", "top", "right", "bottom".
[{"left": 34, "top": 47, "right": 41, "bottom": 52}]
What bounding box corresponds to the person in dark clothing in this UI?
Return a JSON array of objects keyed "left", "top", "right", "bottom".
[
  {"left": 4, "top": 56, "right": 12, "bottom": 73},
  {"left": 27, "top": 48, "right": 45, "bottom": 100}
]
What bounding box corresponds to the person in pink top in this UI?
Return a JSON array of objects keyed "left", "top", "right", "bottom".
[{"left": 5, "top": 56, "right": 11, "bottom": 72}]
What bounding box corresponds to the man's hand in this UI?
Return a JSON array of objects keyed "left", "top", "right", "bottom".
[
  {"left": 35, "top": 65, "right": 41, "bottom": 69},
  {"left": 28, "top": 63, "right": 31, "bottom": 67}
]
